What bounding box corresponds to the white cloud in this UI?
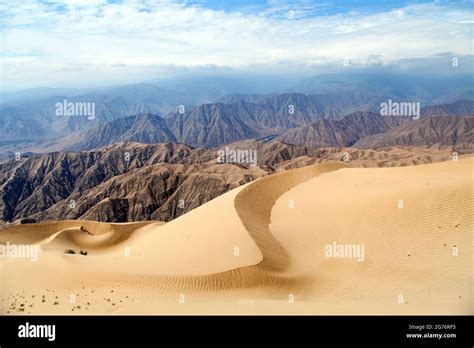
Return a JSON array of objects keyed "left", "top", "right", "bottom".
[{"left": 0, "top": 0, "right": 472, "bottom": 89}]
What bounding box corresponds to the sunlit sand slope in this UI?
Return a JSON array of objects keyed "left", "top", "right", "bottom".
[{"left": 270, "top": 156, "right": 473, "bottom": 314}]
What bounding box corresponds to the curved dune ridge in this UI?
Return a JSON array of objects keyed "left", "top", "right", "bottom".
[
  {"left": 234, "top": 161, "right": 348, "bottom": 271},
  {"left": 0, "top": 157, "right": 472, "bottom": 314}
]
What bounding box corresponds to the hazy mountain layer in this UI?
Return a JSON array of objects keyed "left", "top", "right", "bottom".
[
  {"left": 277, "top": 101, "right": 474, "bottom": 148},
  {"left": 354, "top": 116, "right": 474, "bottom": 150},
  {"left": 2, "top": 72, "right": 472, "bottom": 144}
]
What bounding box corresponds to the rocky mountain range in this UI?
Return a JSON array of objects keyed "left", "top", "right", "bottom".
[
  {"left": 0, "top": 140, "right": 325, "bottom": 223},
  {"left": 1, "top": 74, "right": 473, "bottom": 225},
  {"left": 2, "top": 96, "right": 473, "bottom": 158},
  {"left": 0, "top": 141, "right": 456, "bottom": 224},
  {"left": 2, "top": 72, "right": 472, "bottom": 144},
  {"left": 354, "top": 115, "right": 474, "bottom": 151},
  {"left": 277, "top": 101, "right": 474, "bottom": 150},
  {"left": 277, "top": 111, "right": 408, "bottom": 147},
  {"left": 0, "top": 83, "right": 193, "bottom": 142}
]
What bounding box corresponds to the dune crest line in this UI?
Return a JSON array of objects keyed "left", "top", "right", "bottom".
[
  {"left": 67, "top": 162, "right": 350, "bottom": 293},
  {"left": 234, "top": 161, "right": 349, "bottom": 271},
  {"left": 0, "top": 162, "right": 349, "bottom": 296}
]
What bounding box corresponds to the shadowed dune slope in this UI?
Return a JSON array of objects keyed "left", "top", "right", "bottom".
[
  {"left": 0, "top": 220, "right": 159, "bottom": 253},
  {"left": 234, "top": 161, "right": 348, "bottom": 271}
]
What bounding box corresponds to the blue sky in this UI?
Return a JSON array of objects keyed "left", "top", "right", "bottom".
[
  {"left": 1, "top": 0, "right": 472, "bottom": 90},
  {"left": 186, "top": 0, "right": 473, "bottom": 17},
  {"left": 184, "top": 0, "right": 472, "bottom": 16},
  {"left": 188, "top": 0, "right": 419, "bottom": 15}
]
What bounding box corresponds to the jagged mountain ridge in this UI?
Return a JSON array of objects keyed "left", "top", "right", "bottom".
[
  {"left": 277, "top": 101, "right": 474, "bottom": 148},
  {"left": 354, "top": 116, "right": 474, "bottom": 150},
  {"left": 277, "top": 111, "right": 409, "bottom": 147},
  {"left": 0, "top": 141, "right": 457, "bottom": 224},
  {"left": 0, "top": 141, "right": 323, "bottom": 223},
  {"left": 0, "top": 140, "right": 460, "bottom": 222},
  {"left": 6, "top": 98, "right": 473, "bottom": 156}
]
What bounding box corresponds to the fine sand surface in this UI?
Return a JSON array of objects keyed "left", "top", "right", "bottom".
[{"left": 0, "top": 157, "right": 472, "bottom": 314}]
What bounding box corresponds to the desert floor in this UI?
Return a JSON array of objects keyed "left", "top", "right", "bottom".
[{"left": 1, "top": 157, "right": 472, "bottom": 314}]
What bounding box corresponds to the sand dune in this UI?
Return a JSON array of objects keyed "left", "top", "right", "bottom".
[
  {"left": 269, "top": 157, "right": 473, "bottom": 314},
  {"left": 0, "top": 157, "right": 472, "bottom": 314},
  {"left": 234, "top": 162, "right": 348, "bottom": 271},
  {"left": 0, "top": 221, "right": 161, "bottom": 254}
]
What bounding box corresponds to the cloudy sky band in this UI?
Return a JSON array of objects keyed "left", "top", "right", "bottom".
[{"left": 1, "top": 0, "right": 472, "bottom": 89}]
